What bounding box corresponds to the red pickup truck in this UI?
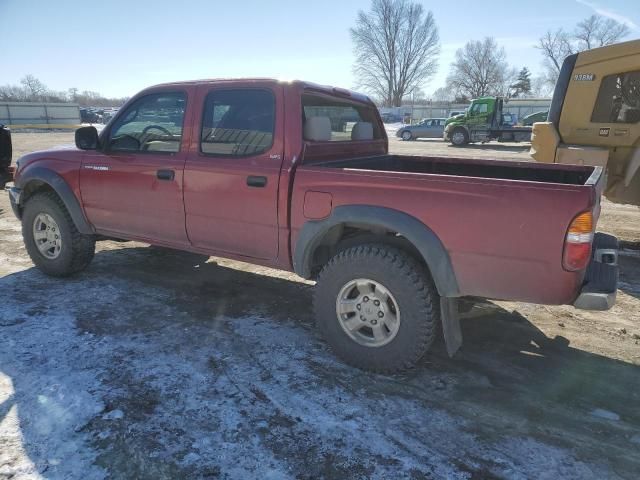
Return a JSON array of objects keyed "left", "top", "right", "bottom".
[{"left": 4, "top": 79, "right": 619, "bottom": 372}]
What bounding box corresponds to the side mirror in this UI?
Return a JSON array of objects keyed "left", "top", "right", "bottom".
[{"left": 75, "top": 126, "right": 99, "bottom": 150}]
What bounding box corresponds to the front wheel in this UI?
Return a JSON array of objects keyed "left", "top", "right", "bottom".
[
  {"left": 401, "top": 130, "right": 413, "bottom": 141},
  {"left": 450, "top": 127, "right": 469, "bottom": 146},
  {"left": 22, "top": 192, "right": 96, "bottom": 277},
  {"left": 314, "top": 244, "right": 439, "bottom": 373}
]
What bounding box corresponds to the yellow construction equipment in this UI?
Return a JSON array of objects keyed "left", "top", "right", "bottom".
[{"left": 531, "top": 39, "right": 640, "bottom": 205}]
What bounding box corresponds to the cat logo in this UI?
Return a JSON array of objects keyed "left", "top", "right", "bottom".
[
  {"left": 574, "top": 73, "right": 595, "bottom": 81},
  {"left": 599, "top": 128, "right": 610, "bottom": 137}
]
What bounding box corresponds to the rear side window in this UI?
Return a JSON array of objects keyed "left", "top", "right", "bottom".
[
  {"left": 302, "top": 94, "right": 382, "bottom": 142},
  {"left": 108, "top": 92, "right": 186, "bottom": 153},
  {"left": 200, "top": 89, "right": 275, "bottom": 157},
  {"left": 591, "top": 70, "right": 640, "bottom": 124}
]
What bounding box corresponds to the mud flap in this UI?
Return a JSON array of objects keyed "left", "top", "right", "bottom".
[{"left": 440, "top": 297, "right": 462, "bottom": 357}]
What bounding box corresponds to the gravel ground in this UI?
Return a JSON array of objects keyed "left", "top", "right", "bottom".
[{"left": 1, "top": 131, "right": 639, "bottom": 479}]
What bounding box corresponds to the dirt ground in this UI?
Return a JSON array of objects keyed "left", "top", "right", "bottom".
[{"left": 1, "top": 131, "right": 639, "bottom": 479}]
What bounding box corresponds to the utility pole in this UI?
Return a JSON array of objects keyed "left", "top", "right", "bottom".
[{"left": 411, "top": 90, "right": 415, "bottom": 125}]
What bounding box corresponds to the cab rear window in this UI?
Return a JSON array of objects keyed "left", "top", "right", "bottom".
[{"left": 302, "top": 93, "right": 382, "bottom": 142}]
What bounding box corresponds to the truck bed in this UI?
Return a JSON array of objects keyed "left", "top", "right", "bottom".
[
  {"left": 292, "top": 154, "right": 604, "bottom": 306},
  {"left": 315, "top": 154, "right": 597, "bottom": 186}
]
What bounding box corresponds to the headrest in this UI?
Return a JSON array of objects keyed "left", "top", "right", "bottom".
[
  {"left": 304, "top": 117, "right": 332, "bottom": 142},
  {"left": 351, "top": 122, "right": 374, "bottom": 141}
]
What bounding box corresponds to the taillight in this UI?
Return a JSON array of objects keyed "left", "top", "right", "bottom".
[{"left": 563, "top": 211, "right": 594, "bottom": 271}]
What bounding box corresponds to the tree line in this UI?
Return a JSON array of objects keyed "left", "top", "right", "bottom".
[
  {"left": 351, "top": 0, "right": 630, "bottom": 106},
  {"left": 0, "top": 75, "right": 128, "bottom": 107}
]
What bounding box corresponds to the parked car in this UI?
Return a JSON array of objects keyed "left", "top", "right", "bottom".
[
  {"left": 79, "top": 108, "right": 101, "bottom": 124},
  {"left": 522, "top": 110, "right": 549, "bottom": 126},
  {"left": 396, "top": 118, "right": 446, "bottom": 140},
  {"left": 101, "top": 108, "right": 119, "bottom": 124},
  {"left": 380, "top": 113, "right": 402, "bottom": 123},
  {"left": 5, "top": 79, "right": 618, "bottom": 372}
]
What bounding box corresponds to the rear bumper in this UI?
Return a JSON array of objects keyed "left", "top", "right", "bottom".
[{"left": 573, "top": 232, "right": 619, "bottom": 311}]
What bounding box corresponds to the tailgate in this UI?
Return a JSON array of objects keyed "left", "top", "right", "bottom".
[{"left": 586, "top": 165, "right": 605, "bottom": 223}]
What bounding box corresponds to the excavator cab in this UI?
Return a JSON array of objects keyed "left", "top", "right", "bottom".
[{"left": 531, "top": 39, "right": 640, "bottom": 205}]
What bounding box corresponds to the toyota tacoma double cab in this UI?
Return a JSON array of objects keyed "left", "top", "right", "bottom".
[{"left": 5, "top": 79, "right": 619, "bottom": 372}]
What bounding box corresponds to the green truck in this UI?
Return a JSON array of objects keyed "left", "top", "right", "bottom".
[{"left": 443, "top": 97, "right": 532, "bottom": 146}]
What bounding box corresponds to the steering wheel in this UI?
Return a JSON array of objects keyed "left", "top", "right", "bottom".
[{"left": 142, "top": 125, "right": 173, "bottom": 136}]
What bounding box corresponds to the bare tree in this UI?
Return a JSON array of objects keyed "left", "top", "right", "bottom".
[
  {"left": 445, "top": 38, "right": 510, "bottom": 99},
  {"left": 538, "top": 14, "right": 630, "bottom": 87},
  {"left": 531, "top": 75, "right": 555, "bottom": 97},
  {"left": 68, "top": 87, "right": 79, "bottom": 102},
  {"left": 0, "top": 84, "right": 28, "bottom": 101},
  {"left": 20, "top": 74, "right": 47, "bottom": 100},
  {"left": 575, "top": 15, "right": 630, "bottom": 50},
  {"left": 351, "top": 0, "right": 440, "bottom": 107},
  {"left": 537, "top": 30, "right": 575, "bottom": 78},
  {"left": 0, "top": 77, "right": 127, "bottom": 106},
  {"left": 500, "top": 67, "right": 520, "bottom": 97},
  {"left": 431, "top": 86, "right": 453, "bottom": 102}
]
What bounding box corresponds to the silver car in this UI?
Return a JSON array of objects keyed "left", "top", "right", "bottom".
[{"left": 396, "top": 118, "right": 446, "bottom": 141}]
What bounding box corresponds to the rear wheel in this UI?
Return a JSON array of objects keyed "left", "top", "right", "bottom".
[
  {"left": 450, "top": 127, "right": 469, "bottom": 146},
  {"left": 401, "top": 130, "right": 413, "bottom": 141},
  {"left": 314, "top": 244, "right": 439, "bottom": 373},
  {"left": 22, "top": 192, "right": 95, "bottom": 277}
]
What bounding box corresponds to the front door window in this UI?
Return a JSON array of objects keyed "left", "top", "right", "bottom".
[{"left": 108, "top": 93, "right": 186, "bottom": 153}]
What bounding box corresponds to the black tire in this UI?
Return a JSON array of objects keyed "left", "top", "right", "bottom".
[
  {"left": 314, "top": 244, "right": 439, "bottom": 373},
  {"left": 22, "top": 191, "right": 95, "bottom": 277},
  {"left": 401, "top": 130, "right": 413, "bottom": 141},
  {"left": 450, "top": 127, "right": 469, "bottom": 146}
]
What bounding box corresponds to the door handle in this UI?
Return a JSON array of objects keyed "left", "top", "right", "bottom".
[
  {"left": 246, "top": 175, "right": 267, "bottom": 188},
  {"left": 157, "top": 169, "right": 175, "bottom": 181}
]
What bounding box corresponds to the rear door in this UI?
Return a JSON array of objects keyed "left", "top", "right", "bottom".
[
  {"left": 426, "top": 119, "right": 444, "bottom": 138},
  {"left": 183, "top": 82, "right": 284, "bottom": 260},
  {"left": 80, "top": 89, "right": 191, "bottom": 245}
]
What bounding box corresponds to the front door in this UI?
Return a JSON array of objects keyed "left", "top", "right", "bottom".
[
  {"left": 183, "top": 83, "right": 284, "bottom": 260},
  {"left": 468, "top": 101, "right": 489, "bottom": 130},
  {"left": 80, "top": 90, "right": 191, "bottom": 245}
]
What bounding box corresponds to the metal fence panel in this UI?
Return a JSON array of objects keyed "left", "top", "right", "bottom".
[{"left": 0, "top": 102, "right": 80, "bottom": 126}]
